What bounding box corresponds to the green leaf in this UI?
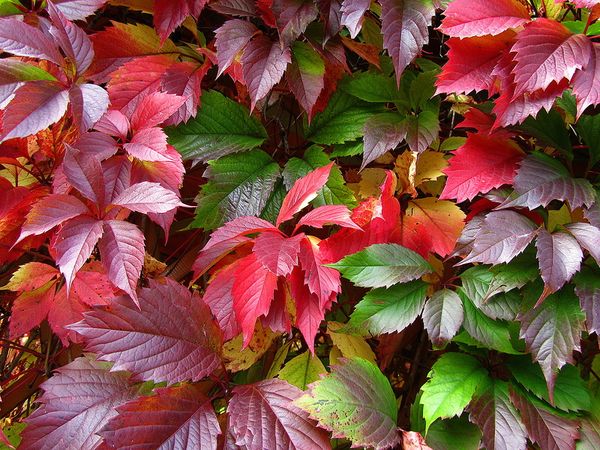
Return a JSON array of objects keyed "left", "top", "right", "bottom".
[
  {"left": 167, "top": 90, "right": 267, "bottom": 161},
  {"left": 340, "top": 71, "right": 403, "bottom": 104},
  {"left": 277, "top": 351, "right": 326, "bottom": 390},
  {"left": 306, "top": 90, "right": 382, "bottom": 144},
  {"left": 426, "top": 416, "right": 482, "bottom": 450},
  {"left": 328, "top": 243, "right": 432, "bottom": 288},
  {"left": 576, "top": 114, "right": 600, "bottom": 166},
  {"left": 191, "top": 149, "right": 280, "bottom": 230},
  {"left": 295, "top": 357, "right": 400, "bottom": 449},
  {"left": 419, "top": 352, "right": 489, "bottom": 432},
  {"left": 282, "top": 146, "right": 356, "bottom": 208},
  {"left": 404, "top": 103, "right": 440, "bottom": 153},
  {"left": 0, "top": 60, "right": 57, "bottom": 82},
  {"left": 259, "top": 179, "right": 286, "bottom": 224},
  {"left": 408, "top": 70, "right": 438, "bottom": 111},
  {"left": 0, "top": 422, "right": 25, "bottom": 448},
  {"left": 520, "top": 109, "right": 573, "bottom": 159},
  {"left": 508, "top": 357, "right": 592, "bottom": 412},
  {"left": 346, "top": 280, "right": 428, "bottom": 335},
  {"left": 0, "top": 0, "right": 20, "bottom": 16},
  {"left": 330, "top": 141, "right": 364, "bottom": 157}
]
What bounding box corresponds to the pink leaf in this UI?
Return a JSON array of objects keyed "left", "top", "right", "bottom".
[
  {"left": 17, "top": 194, "right": 89, "bottom": 242},
  {"left": 340, "top": 0, "right": 370, "bottom": 38},
  {"left": 154, "top": 0, "right": 207, "bottom": 42},
  {"left": 71, "top": 265, "right": 116, "bottom": 306},
  {"left": 272, "top": 0, "right": 318, "bottom": 47},
  {"left": 98, "top": 220, "right": 144, "bottom": 305},
  {"left": 276, "top": 163, "right": 333, "bottom": 226},
  {"left": 74, "top": 131, "right": 119, "bottom": 160},
  {"left": 298, "top": 237, "right": 341, "bottom": 307},
  {"left": 215, "top": 19, "right": 258, "bottom": 78},
  {"left": 536, "top": 229, "right": 583, "bottom": 297},
  {"left": 296, "top": 204, "right": 360, "bottom": 230},
  {"left": 0, "top": 18, "right": 63, "bottom": 64},
  {"left": 48, "top": 2, "right": 94, "bottom": 74},
  {"left": 70, "top": 278, "right": 223, "bottom": 383},
  {"left": 129, "top": 91, "right": 187, "bottom": 131},
  {"left": 228, "top": 379, "right": 330, "bottom": 450},
  {"left": 20, "top": 357, "right": 137, "bottom": 450},
  {"left": 94, "top": 109, "right": 129, "bottom": 139},
  {"left": 511, "top": 19, "right": 592, "bottom": 97},
  {"left": 572, "top": 43, "right": 600, "bottom": 118},
  {"left": 361, "top": 113, "right": 407, "bottom": 170},
  {"left": 253, "top": 232, "right": 304, "bottom": 276},
  {"left": 439, "top": 0, "right": 530, "bottom": 38},
  {"left": 192, "top": 235, "right": 252, "bottom": 279},
  {"left": 52, "top": 216, "right": 104, "bottom": 291},
  {"left": 62, "top": 146, "right": 105, "bottom": 206},
  {"left": 51, "top": 0, "right": 108, "bottom": 20},
  {"left": 124, "top": 127, "right": 171, "bottom": 162},
  {"left": 48, "top": 283, "right": 92, "bottom": 344},
  {"left": 161, "top": 61, "right": 207, "bottom": 125},
  {"left": 103, "top": 156, "right": 132, "bottom": 205},
  {"left": 0, "top": 82, "right": 69, "bottom": 142},
  {"left": 111, "top": 181, "right": 183, "bottom": 214},
  {"left": 9, "top": 285, "right": 55, "bottom": 340},
  {"left": 202, "top": 261, "right": 242, "bottom": 341},
  {"left": 232, "top": 253, "right": 279, "bottom": 346},
  {"left": 69, "top": 83, "right": 110, "bottom": 132},
  {"left": 241, "top": 33, "right": 291, "bottom": 110},
  {"left": 100, "top": 384, "right": 221, "bottom": 449},
  {"left": 381, "top": 0, "right": 435, "bottom": 84},
  {"left": 203, "top": 216, "right": 279, "bottom": 251}
]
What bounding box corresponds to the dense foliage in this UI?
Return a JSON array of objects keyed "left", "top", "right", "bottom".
[{"left": 0, "top": 0, "right": 600, "bottom": 448}]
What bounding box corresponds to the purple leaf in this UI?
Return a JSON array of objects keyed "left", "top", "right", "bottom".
[
  {"left": 154, "top": 0, "right": 207, "bottom": 42},
  {"left": 272, "top": 0, "right": 318, "bottom": 47},
  {"left": 380, "top": 0, "right": 435, "bottom": 84},
  {"left": 572, "top": 43, "right": 600, "bottom": 118},
  {"left": 565, "top": 222, "right": 600, "bottom": 265},
  {"left": 48, "top": 2, "right": 94, "bottom": 74},
  {"left": 210, "top": 0, "right": 257, "bottom": 16},
  {"left": 98, "top": 220, "right": 144, "bottom": 305},
  {"left": 111, "top": 181, "right": 183, "bottom": 214},
  {"left": 70, "top": 278, "right": 223, "bottom": 383},
  {"left": 20, "top": 357, "right": 136, "bottom": 450},
  {"left": 0, "top": 18, "right": 63, "bottom": 64},
  {"left": 286, "top": 41, "right": 325, "bottom": 121},
  {"left": 103, "top": 156, "right": 132, "bottom": 205},
  {"left": 228, "top": 379, "right": 330, "bottom": 450},
  {"left": 317, "top": 0, "right": 343, "bottom": 42},
  {"left": 69, "top": 83, "right": 110, "bottom": 132},
  {"left": 51, "top": 0, "right": 108, "bottom": 20},
  {"left": 340, "top": 0, "right": 370, "bottom": 38},
  {"left": 584, "top": 202, "right": 600, "bottom": 229},
  {"left": 361, "top": 113, "right": 407, "bottom": 170},
  {"left": 518, "top": 288, "right": 585, "bottom": 399},
  {"left": 404, "top": 109, "right": 439, "bottom": 153},
  {"left": 575, "top": 270, "right": 600, "bottom": 335},
  {"left": 253, "top": 232, "right": 304, "bottom": 276},
  {"left": 74, "top": 131, "right": 119, "bottom": 160},
  {"left": 458, "top": 210, "right": 538, "bottom": 265},
  {"left": 536, "top": 229, "right": 583, "bottom": 298},
  {"left": 215, "top": 19, "right": 258, "bottom": 78},
  {"left": 100, "top": 384, "right": 221, "bottom": 450},
  {"left": 422, "top": 288, "right": 464, "bottom": 347},
  {"left": 0, "top": 81, "right": 69, "bottom": 142},
  {"left": 62, "top": 146, "right": 105, "bottom": 207},
  {"left": 499, "top": 153, "right": 596, "bottom": 210},
  {"left": 241, "top": 33, "right": 291, "bottom": 110}
]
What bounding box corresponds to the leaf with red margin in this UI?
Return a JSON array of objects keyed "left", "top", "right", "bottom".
[
  {"left": 340, "top": 0, "right": 370, "bottom": 38},
  {"left": 228, "top": 379, "right": 331, "bottom": 450},
  {"left": 20, "top": 357, "right": 137, "bottom": 450},
  {"left": 436, "top": 32, "right": 516, "bottom": 95},
  {"left": 439, "top": 0, "right": 530, "bottom": 38},
  {"left": 161, "top": 61, "right": 207, "bottom": 125},
  {"left": 202, "top": 261, "right": 242, "bottom": 341},
  {"left": 565, "top": 222, "right": 600, "bottom": 264},
  {"left": 298, "top": 236, "right": 341, "bottom": 307},
  {"left": 253, "top": 232, "right": 304, "bottom": 276},
  {"left": 272, "top": 0, "right": 318, "bottom": 47},
  {"left": 52, "top": 216, "right": 104, "bottom": 291},
  {"left": 68, "top": 84, "right": 110, "bottom": 132},
  {"left": 111, "top": 181, "right": 183, "bottom": 213},
  {"left": 361, "top": 113, "right": 407, "bottom": 171},
  {"left": 286, "top": 41, "right": 325, "bottom": 121},
  {"left": 62, "top": 147, "right": 105, "bottom": 206},
  {"left": 536, "top": 229, "right": 583, "bottom": 298},
  {"left": 277, "top": 163, "right": 333, "bottom": 226},
  {"left": 241, "top": 33, "right": 291, "bottom": 110},
  {"left": 518, "top": 287, "right": 585, "bottom": 399},
  {"left": 215, "top": 19, "right": 258, "bottom": 78},
  {"left": 100, "top": 384, "right": 220, "bottom": 449},
  {"left": 0, "top": 82, "right": 69, "bottom": 142},
  {"left": 511, "top": 19, "right": 592, "bottom": 97},
  {"left": 440, "top": 132, "right": 524, "bottom": 203},
  {"left": 232, "top": 253, "right": 279, "bottom": 346},
  {"left": 296, "top": 204, "right": 360, "bottom": 230},
  {"left": 17, "top": 194, "right": 89, "bottom": 242},
  {"left": 509, "top": 388, "right": 580, "bottom": 450},
  {"left": 0, "top": 18, "right": 64, "bottom": 64},
  {"left": 572, "top": 43, "right": 600, "bottom": 118},
  {"left": 70, "top": 278, "right": 222, "bottom": 383},
  {"left": 203, "top": 216, "right": 280, "bottom": 251},
  {"left": 154, "top": 0, "right": 207, "bottom": 42},
  {"left": 129, "top": 92, "right": 186, "bottom": 131},
  {"left": 380, "top": 0, "right": 435, "bottom": 84},
  {"left": 52, "top": 0, "right": 108, "bottom": 20},
  {"left": 98, "top": 220, "right": 144, "bottom": 305}
]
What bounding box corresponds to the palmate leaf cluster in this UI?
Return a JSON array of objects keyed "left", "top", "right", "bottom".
[{"left": 0, "top": 0, "right": 599, "bottom": 449}]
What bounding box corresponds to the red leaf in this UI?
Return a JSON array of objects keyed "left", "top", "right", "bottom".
[
  {"left": 68, "top": 83, "right": 110, "bottom": 132},
  {"left": 0, "top": 18, "right": 64, "bottom": 64},
  {"left": 277, "top": 163, "right": 333, "bottom": 226},
  {"left": 253, "top": 231, "right": 304, "bottom": 276},
  {"left": 439, "top": 0, "right": 530, "bottom": 38},
  {"left": 435, "top": 32, "right": 516, "bottom": 95},
  {"left": 340, "top": 0, "right": 370, "bottom": 38},
  {"left": 215, "top": 19, "right": 258, "bottom": 78},
  {"left": 17, "top": 194, "right": 89, "bottom": 242},
  {"left": 124, "top": 127, "right": 171, "bottom": 162},
  {"left": 103, "top": 156, "right": 132, "bottom": 205},
  {"left": 572, "top": 43, "right": 600, "bottom": 118},
  {"left": 286, "top": 41, "right": 326, "bottom": 121},
  {"left": 192, "top": 235, "right": 252, "bottom": 279},
  {"left": 111, "top": 181, "right": 183, "bottom": 214},
  {"left": 154, "top": 0, "right": 207, "bottom": 42},
  {"left": 232, "top": 253, "right": 279, "bottom": 346},
  {"left": 298, "top": 236, "right": 341, "bottom": 307},
  {"left": 161, "top": 61, "right": 207, "bottom": 125},
  {"left": 129, "top": 92, "right": 187, "bottom": 131},
  {"left": 203, "top": 216, "right": 280, "bottom": 251},
  {"left": 71, "top": 264, "right": 116, "bottom": 306},
  {"left": 51, "top": 0, "right": 108, "bottom": 20},
  {"left": 52, "top": 216, "right": 104, "bottom": 291},
  {"left": 101, "top": 384, "right": 221, "bottom": 449},
  {"left": 380, "top": 0, "right": 435, "bottom": 84},
  {"left": 296, "top": 204, "right": 360, "bottom": 231},
  {"left": 361, "top": 113, "right": 407, "bottom": 170},
  {"left": 511, "top": 19, "right": 592, "bottom": 97},
  {"left": 261, "top": 278, "right": 292, "bottom": 333},
  {"left": 98, "top": 220, "right": 144, "bottom": 305},
  {"left": 272, "top": 0, "right": 318, "bottom": 47},
  {"left": 440, "top": 132, "right": 524, "bottom": 202},
  {"left": 1, "top": 262, "right": 59, "bottom": 292},
  {"left": 317, "top": 0, "right": 343, "bottom": 42},
  {"left": 9, "top": 284, "right": 55, "bottom": 340},
  {"left": 62, "top": 147, "right": 105, "bottom": 206},
  {"left": 70, "top": 278, "right": 223, "bottom": 383},
  {"left": 21, "top": 358, "right": 136, "bottom": 450},
  {"left": 94, "top": 110, "right": 129, "bottom": 139},
  {"left": 202, "top": 261, "right": 242, "bottom": 341},
  {"left": 0, "top": 82, "right": 69, "bottom": 142},
  {"left": 48, "top": 283, "right": 90, "bottom": 344},
  {"left": 241, "top": 33, "right": 291, "bottom": 110},
  {"left": 48, "top": 2, "right": 94, "bottom": 74},
  {"left": 228, "top": 379, "right": 330, "bottom": 450}
]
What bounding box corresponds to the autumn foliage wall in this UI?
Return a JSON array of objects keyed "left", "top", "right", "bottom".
[{"left": 1, "top": 0, "right": 600, "bottom": 448}]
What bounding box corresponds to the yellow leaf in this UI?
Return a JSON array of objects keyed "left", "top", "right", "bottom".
[
  {"left": 327, "top": 321, "right": 376, "bottom": 364},
  {"left": 277, "top": 350, "right": 327, "bottom": 390},
  {"left": 394, "top": 151, "right": 417, "bottom": 197},
  {"left": 414, "top": 151, "right": 447, "bottom": 187},
  {"left": 223, "top": 322, "right": 278, "bottom": 372},
  {"left": 547, "top": 204, "right": 572, "bottom": 232},
  {"left": 357, "top": 168, "right": 387, "bottom": 199}
]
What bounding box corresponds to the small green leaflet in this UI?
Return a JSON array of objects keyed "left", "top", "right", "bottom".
[
  {"left": 295, "top": 357, "right": 400, "bottom": 449},
  {"left": 327, "top": 243, "right": 432, "bottom": 288},
  {"left": 420, "top": 352, "right": 489, "bottom": 432},
  {"left": 190, "top": 149, "right": 280, "bottom": 230},
  {"left": 347, "top": 280, "right": 428, "bottom": 335},
  {"left": 277, "top": 351, "right": 326, "bottom": 390},
  {"left": 340, "top": 71, "right": 404, "bottom": 104},
  {"left": 167, "top": 90, "right": 267, "bottom": 161}
]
